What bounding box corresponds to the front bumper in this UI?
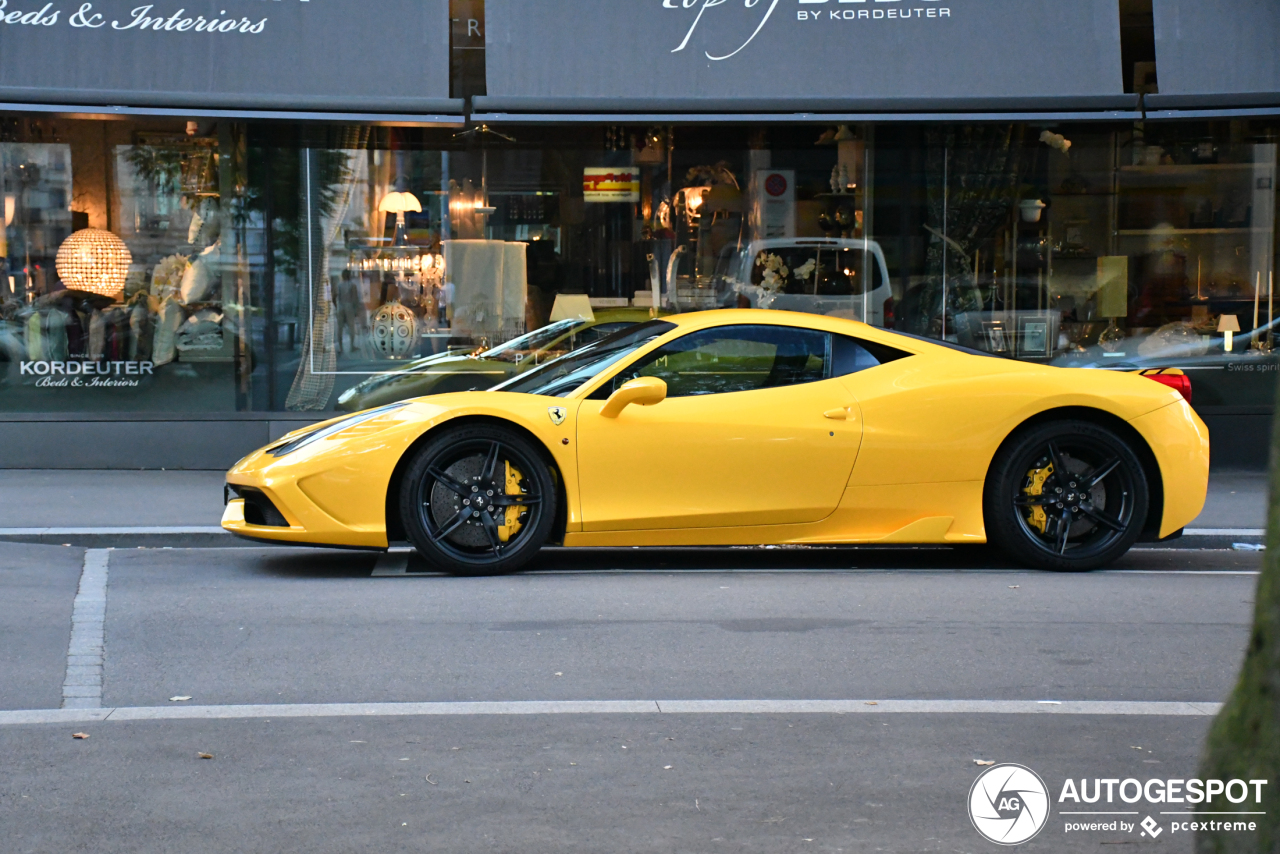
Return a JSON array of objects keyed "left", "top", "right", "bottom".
[{"left": 218, "top": 409, "right": 432, "bottom": 549}]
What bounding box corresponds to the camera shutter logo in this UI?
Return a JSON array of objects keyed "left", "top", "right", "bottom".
[{"left": 968, "top": 764, "right": 1050, "bottom": 845}]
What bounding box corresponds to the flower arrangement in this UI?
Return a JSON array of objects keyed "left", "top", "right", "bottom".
[
  {"left": 794, "top": 258, "right": 817, "bottom": 282},
  {"left": 756, "top": 252, "right": 790, "bottom": 292}
]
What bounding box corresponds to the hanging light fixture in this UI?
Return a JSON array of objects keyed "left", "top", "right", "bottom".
[
  {"left": 55, "top": 228, "right": 132, "bottom": 297},
  {"left": 379, "top": 176, "right": 422, "bottom": 247}
]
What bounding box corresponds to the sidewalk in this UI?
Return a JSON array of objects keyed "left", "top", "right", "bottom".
[{"left": 0, "top": 469, "right": 1267, "bottom": 540}]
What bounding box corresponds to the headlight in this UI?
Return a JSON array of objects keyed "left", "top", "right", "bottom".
[{"left": 269, "top": 403, "right": 409, "bottom": 458}]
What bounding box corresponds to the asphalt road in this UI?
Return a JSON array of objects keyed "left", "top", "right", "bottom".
[{"left": 0, "top": 542, "right": 1265, "bottom": 853}]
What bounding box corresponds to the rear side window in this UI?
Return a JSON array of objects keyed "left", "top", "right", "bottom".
[{"left": 832, "top": 335, "right": 911, "bottom": 376}]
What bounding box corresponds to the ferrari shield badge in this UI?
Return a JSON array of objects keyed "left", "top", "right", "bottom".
[{"left": 548, "top": 406, "right": 567, "bottom": 426}]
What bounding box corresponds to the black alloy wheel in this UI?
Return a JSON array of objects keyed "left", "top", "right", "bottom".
[
  {"left": 400, "top": 424, "right": 558, "bottom": 575},
  {"left": 985, "top": 420, "right": 1149, "bottom": 572}
]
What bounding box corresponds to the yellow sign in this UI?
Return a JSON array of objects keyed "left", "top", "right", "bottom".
[{"left": 584, "top": 168, "right": 640, "bottom": 203}]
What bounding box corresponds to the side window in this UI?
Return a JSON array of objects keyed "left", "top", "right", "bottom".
[
  {"left": 595, "top": 325, "right": 831, "bottom": 399},
  {"left": 831, "top": 335, "right": 911, "bottom": 377}
]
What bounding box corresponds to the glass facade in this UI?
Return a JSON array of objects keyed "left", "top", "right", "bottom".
[{"left": 0, "top": 115, "right": 1276, "bottom": 460}]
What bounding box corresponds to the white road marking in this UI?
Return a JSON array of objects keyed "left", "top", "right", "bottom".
[
  {"left": 62, "top": 550, "right": 109, "bottom": 710},
  {"left": 1098, "top": 570, "right": 1259, "bottom": 576},
  {"left": 0, "top": 527, "right": 227, "bottom": 536},
  {"left": 0, "top": 698, "right": 1223, "bottom": 726},
  {"left": 1185, "top": 528, "right": 1266, "bottom": 537}
]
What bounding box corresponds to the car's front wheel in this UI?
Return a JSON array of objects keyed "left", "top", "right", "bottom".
[
  {"left": 985, "top": 420, "right": 1149, "bottom": 572},
  {"left": 400, "top": 424, "right": 558, "bottom": 575}
]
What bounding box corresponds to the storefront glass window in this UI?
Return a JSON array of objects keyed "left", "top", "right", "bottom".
[
  {"left": 1, "top": 115, "right": 1276, "bottom": 465},
  {"left": 0, "top": 119, "right": 255, "bottom": 413}
]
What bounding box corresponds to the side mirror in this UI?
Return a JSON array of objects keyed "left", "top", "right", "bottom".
[{"left": 600, "top": 377, "right": 667, "bottom": 418}]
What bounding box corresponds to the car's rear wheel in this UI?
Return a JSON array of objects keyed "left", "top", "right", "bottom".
[
  {"left": 400, "top": 424, "right": 557, "bottom": 576},
  {"left": 985, "top": 420, "right": 1149, "bottom": 572}
]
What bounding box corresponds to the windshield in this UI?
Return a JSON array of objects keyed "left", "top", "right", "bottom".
[
  {"left": 493, "top": 321, "right": 677, "bottom": 398},
  {"left": 480, "top": 319, "right": 586, "bottom": 364}
]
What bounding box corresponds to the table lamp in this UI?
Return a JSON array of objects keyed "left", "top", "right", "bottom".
[
  {"left": 1096, "top": 257, "right": 1129, "bottom": 352},
  {"left": 55, "top": 228, "right": 132, "bottom": 297},
  {"left": 1218, "top": 314, "right": 1240, "bottom": 352},
  {"left": 379, "top": 178, "right": 422, "bottom": 247}
]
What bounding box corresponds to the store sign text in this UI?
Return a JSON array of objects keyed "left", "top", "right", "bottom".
[
  {"left": 664, "top": 0, "right": 954, "bottom": 61},
  {"left": 0, "top": 1, "right": 275, "bottom": 33},
  {"left": 22, "top": 361, "right": 154, "bottom": 389},
  {"left": 797, "top": 7, "right": 950, "bottom": 19}
]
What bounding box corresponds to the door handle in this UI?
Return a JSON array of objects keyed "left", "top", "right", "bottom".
[{"left": 824, "top": 407, "right": 850, "bottom": 421}]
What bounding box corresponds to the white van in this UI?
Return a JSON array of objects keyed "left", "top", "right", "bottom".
[{"left": 722, "top": 238, "right": 894, "bottom": 328}]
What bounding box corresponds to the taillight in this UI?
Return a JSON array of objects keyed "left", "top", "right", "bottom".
[
  {"left": 882, "top": 296, "right": 895, "bottom": 329},
  {"left": 1141, "top": 371, "right": 1192, "bottom": 404}
]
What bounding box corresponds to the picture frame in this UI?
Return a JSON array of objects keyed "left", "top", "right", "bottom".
[{"left": 1016, "top": 313, "right": 1059, "bottom": 359}]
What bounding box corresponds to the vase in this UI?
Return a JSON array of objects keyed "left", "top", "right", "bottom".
[{"left": 371, "top": 299, "right": 420, "bottom": 359}]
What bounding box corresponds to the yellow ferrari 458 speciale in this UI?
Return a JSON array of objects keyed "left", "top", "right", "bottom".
[{"left": 223, "top": 309, "right": 1209, "bottom": 574}]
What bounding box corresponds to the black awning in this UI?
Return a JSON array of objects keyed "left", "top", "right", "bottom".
[
  {"left": 1151, "top": 0, "right": 1280, "bottom": 112},
  {"left": 484, "top": 0, "right": 1126, "bottom": 114},
  {"left": 0, "top": 0, "right": 454, "bottom": 117},
  {"left": 473, "top": 96, "right": 1141, "bottom": 115},
  {"left": 470, "top": 95, "right": 1143, "bottom": 125}
]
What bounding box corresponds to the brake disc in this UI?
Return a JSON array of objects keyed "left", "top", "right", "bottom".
[{"left": 430, "top": 456, "right": 490, "bottom": 548}]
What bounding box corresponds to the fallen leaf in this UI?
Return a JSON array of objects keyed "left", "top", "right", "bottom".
[
  {"left": 72, "top": 732, "right": 90, "bottom": 740},
  {"left": 1131, "top": 746, "right": 1144, "bottom": 750},
  {"left": 169, "top": 696, "right": 193, "bottom": 702},
  {"left": 464, "top": 780, "right": 471, "bottom": 784},
  {"left": 864, "top": 701, "right": 878, "bottom": 706},
  {"left": 974, "top": 760, "right": 995, "bottom": 766},
  {"left": 198, "top": 752, "right": 214, "bottom": 760}
]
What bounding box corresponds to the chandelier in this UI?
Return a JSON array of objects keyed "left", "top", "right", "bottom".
[{"left": 55, "top": 228, "right": 133, "bottom": 297}]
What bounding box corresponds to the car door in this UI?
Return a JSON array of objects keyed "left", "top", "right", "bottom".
[{"left": 575, "top": 324, "right": 864, "bottom": 532}]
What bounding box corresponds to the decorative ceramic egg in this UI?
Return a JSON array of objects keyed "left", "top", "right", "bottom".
[{"left": 371, "top": 299, "right": 419, "bottom": 359}]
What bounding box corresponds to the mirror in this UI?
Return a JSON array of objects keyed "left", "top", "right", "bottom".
[{"left": 600, "top": 377, "right": 667, "bottom": 418}]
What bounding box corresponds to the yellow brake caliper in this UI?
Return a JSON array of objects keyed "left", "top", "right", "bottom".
[
  {"left": 497, "top": 461, "right": 526, "bottom": 543},
  {"left": 1023, "top": 463, "right": 1054, "bottom": 534}
]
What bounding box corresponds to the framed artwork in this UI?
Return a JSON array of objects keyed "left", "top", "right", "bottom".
[{"left": 1016, "top": 314, "right": 1058, "bottom": 358}]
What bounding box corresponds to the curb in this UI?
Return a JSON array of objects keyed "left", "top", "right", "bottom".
[
  {"left": 0, "top": 527, "right": 1265, "bottom": 551},
  {"left": 0, "top": 527, "right": 238, "bottom": 549}
]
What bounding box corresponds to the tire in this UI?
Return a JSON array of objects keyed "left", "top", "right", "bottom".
[
  {"left": 400, "top": 423, "right": 558, "bottom": 576},
  {"left": 984, "top": 420, "right": 1149, "bottom": 572}
]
